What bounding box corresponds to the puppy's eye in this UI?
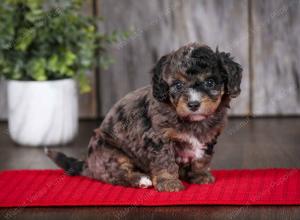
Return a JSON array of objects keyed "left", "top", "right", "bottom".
[
  {"left": 173, "top": 81, "right": 184, "bottom": 90},
  {"left": 204, "top": 78, "right": 216, "bottom": 89}
]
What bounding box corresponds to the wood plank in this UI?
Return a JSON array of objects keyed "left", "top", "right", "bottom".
[
  {"left": 0, "top": 79, "right": 7, "bottom": 120},
  {"left": 98, "top": 0, "right": 250, "bottom": 115},
  {"left": 0, "top": 206, "right": 299, "bottom": 220},
  {"left": 78, "top": 0, "right": 98, "bottom": 118},
  {"left": 252, "top": 0, "right": 300, "bottom": 115}
]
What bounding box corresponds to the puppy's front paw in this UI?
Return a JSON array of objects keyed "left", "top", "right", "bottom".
[
  {"left": 155, "top": 179, "right": 185, "bottom": 192},
  {"left": 190, "top": 171, "right": 215, "bottom": 184}
]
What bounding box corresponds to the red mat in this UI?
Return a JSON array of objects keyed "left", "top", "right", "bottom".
[{"left": 0, "top": 169, "right": 299, "bottom": 207}]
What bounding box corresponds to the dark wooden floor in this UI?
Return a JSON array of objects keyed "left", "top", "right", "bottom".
[{"left": 0, "top": 118, "right": 299, "bottom": 220}]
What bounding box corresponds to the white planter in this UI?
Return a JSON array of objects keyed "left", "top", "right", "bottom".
[{"left": 7, "top": 79, "right": 78, "bottom": 147}]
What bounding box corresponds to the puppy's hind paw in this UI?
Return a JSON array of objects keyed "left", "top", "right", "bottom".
[
  {"left": 138, "top": 176, "right": 153, "bottom": 188},
  {"left": 130, "top": 173, "right": 153, "bottom": 188}
]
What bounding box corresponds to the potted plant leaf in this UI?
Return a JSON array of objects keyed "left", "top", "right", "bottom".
[{"left": 0, "top": 0, "right": 124, "bottom": 146}]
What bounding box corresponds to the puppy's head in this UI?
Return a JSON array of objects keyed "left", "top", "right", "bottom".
[{"left": 151, "top": 42, "right": 242, "bottom": 121}]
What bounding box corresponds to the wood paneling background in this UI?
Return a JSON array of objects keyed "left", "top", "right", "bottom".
[
  {"left": 99, "top": 0, "right": 250, "bottom": 116},
  {"left": 251, "top": 0, "right": 300, "bottom": 115},
  {"left": 0, "top": 0, "right": 299, "bottom": 119},
  {"left": 78, "top": 0, "right": 98, "bottom": 118},
  {"left": 0, "top": 80, "right": 7, "bottom": 120}
]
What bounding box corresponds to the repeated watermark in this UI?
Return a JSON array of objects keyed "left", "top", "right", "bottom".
[
  {"left": 228, "top": 169, "right": 298, "bottom": 219},
  {"left": 1, "top": 1, "right": 299, "bottom": 219},
  {"left": 3, "top": 170, "right": 67, "bottom": 219},
  {"left": 115, "top": 1, "right": 181, "bottom": 50},
  {"left": 226, "top": 85, "right": 296, "bottom": 136},
  {"left": 228, "top": 0, "right": 299, "bottom": 51}
]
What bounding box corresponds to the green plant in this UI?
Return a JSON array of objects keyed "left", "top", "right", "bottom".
[{"left": 0, "top": 0, "right": 127, "bottom": 93}]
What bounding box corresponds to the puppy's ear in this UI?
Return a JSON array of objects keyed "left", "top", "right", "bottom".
[
  {"left": 217, "top": 49, "right": 243, "bottom": 98},
  {"left": 151, "top": 54, "right": 170, "bottom": 102}
]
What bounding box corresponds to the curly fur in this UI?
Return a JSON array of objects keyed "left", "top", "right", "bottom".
[
  {"left": 152, "top": 55, "right": 170, "bottom": 102},
  {"left": 46, "top": 42, "right": 242, "bottom": 192}
]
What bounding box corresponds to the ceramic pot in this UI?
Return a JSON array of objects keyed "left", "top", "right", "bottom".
[{"left": 7, "top": 79, "right": 78, "bottom": 147}]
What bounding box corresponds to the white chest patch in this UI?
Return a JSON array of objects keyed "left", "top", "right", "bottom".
[
  {"left": 188, "top": 136, "right": 206, "bottom": 158},
  {"left": 175, "top": 133, "right": 207, "bottom": 164}
]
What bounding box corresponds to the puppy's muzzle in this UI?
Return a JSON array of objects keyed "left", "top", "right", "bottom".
[{"left": 187, "top": 101, "right": 200, "bottom": 112}]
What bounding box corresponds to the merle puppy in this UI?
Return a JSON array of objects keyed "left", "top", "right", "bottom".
[{"left": 47, "top": 42, "right": 242, "bottom": 192}]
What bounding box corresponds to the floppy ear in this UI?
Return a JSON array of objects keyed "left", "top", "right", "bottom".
[
  {"left": 217, "top": 50, "right": 243, "bottom": 98},
  {"left": 151, "top": 54, "right": 170, "bottom": 102}
]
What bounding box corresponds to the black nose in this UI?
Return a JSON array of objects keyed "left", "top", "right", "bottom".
[{"left": 187, "top": 101, "right": 200, "bottom": 111}]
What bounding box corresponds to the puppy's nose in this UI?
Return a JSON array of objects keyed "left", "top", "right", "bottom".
[{"left": 187, "top": 101, "right": 200, "bottom": 111}]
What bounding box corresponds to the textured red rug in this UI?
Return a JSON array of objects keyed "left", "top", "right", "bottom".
[{"left": 0, "top": 169, "right": 299, "bottom": 207}]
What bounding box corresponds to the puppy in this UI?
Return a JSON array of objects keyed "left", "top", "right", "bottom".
[{"left": 47, "top": 42, "right": 242, "bottom": 192}]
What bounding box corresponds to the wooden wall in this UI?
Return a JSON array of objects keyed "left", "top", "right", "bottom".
[
  {"left": 251, "top": 0, "right": 300, "bottom": 115},
  {"left": 99, "top": 0, "right": 250, "bottom": 116},
  {"left": 0, "top": 0, "right": 299, "bottom": 120},
  {"left": 0, "top": 80, "right": 7, "bottom": 120},
  {"left": 78, "top": 0, "right": 98, "bottom": 118}
]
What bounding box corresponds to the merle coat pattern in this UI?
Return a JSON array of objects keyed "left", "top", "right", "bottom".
[{"left": 47, "top": 43, "right": 242, "bottom": 192}]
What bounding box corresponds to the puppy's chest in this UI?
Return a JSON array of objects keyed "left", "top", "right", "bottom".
[{"left": 174, "top": 133, "right": 207, "bottom": 164}]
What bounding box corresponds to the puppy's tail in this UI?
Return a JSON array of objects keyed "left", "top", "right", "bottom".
[{"left": 45, "top": 148, "right": 85, "bottom": 176}]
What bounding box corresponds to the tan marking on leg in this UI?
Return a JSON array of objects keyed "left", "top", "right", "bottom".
[{"left": 188, "top": 156, "right": 215, "bottom": 184}]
